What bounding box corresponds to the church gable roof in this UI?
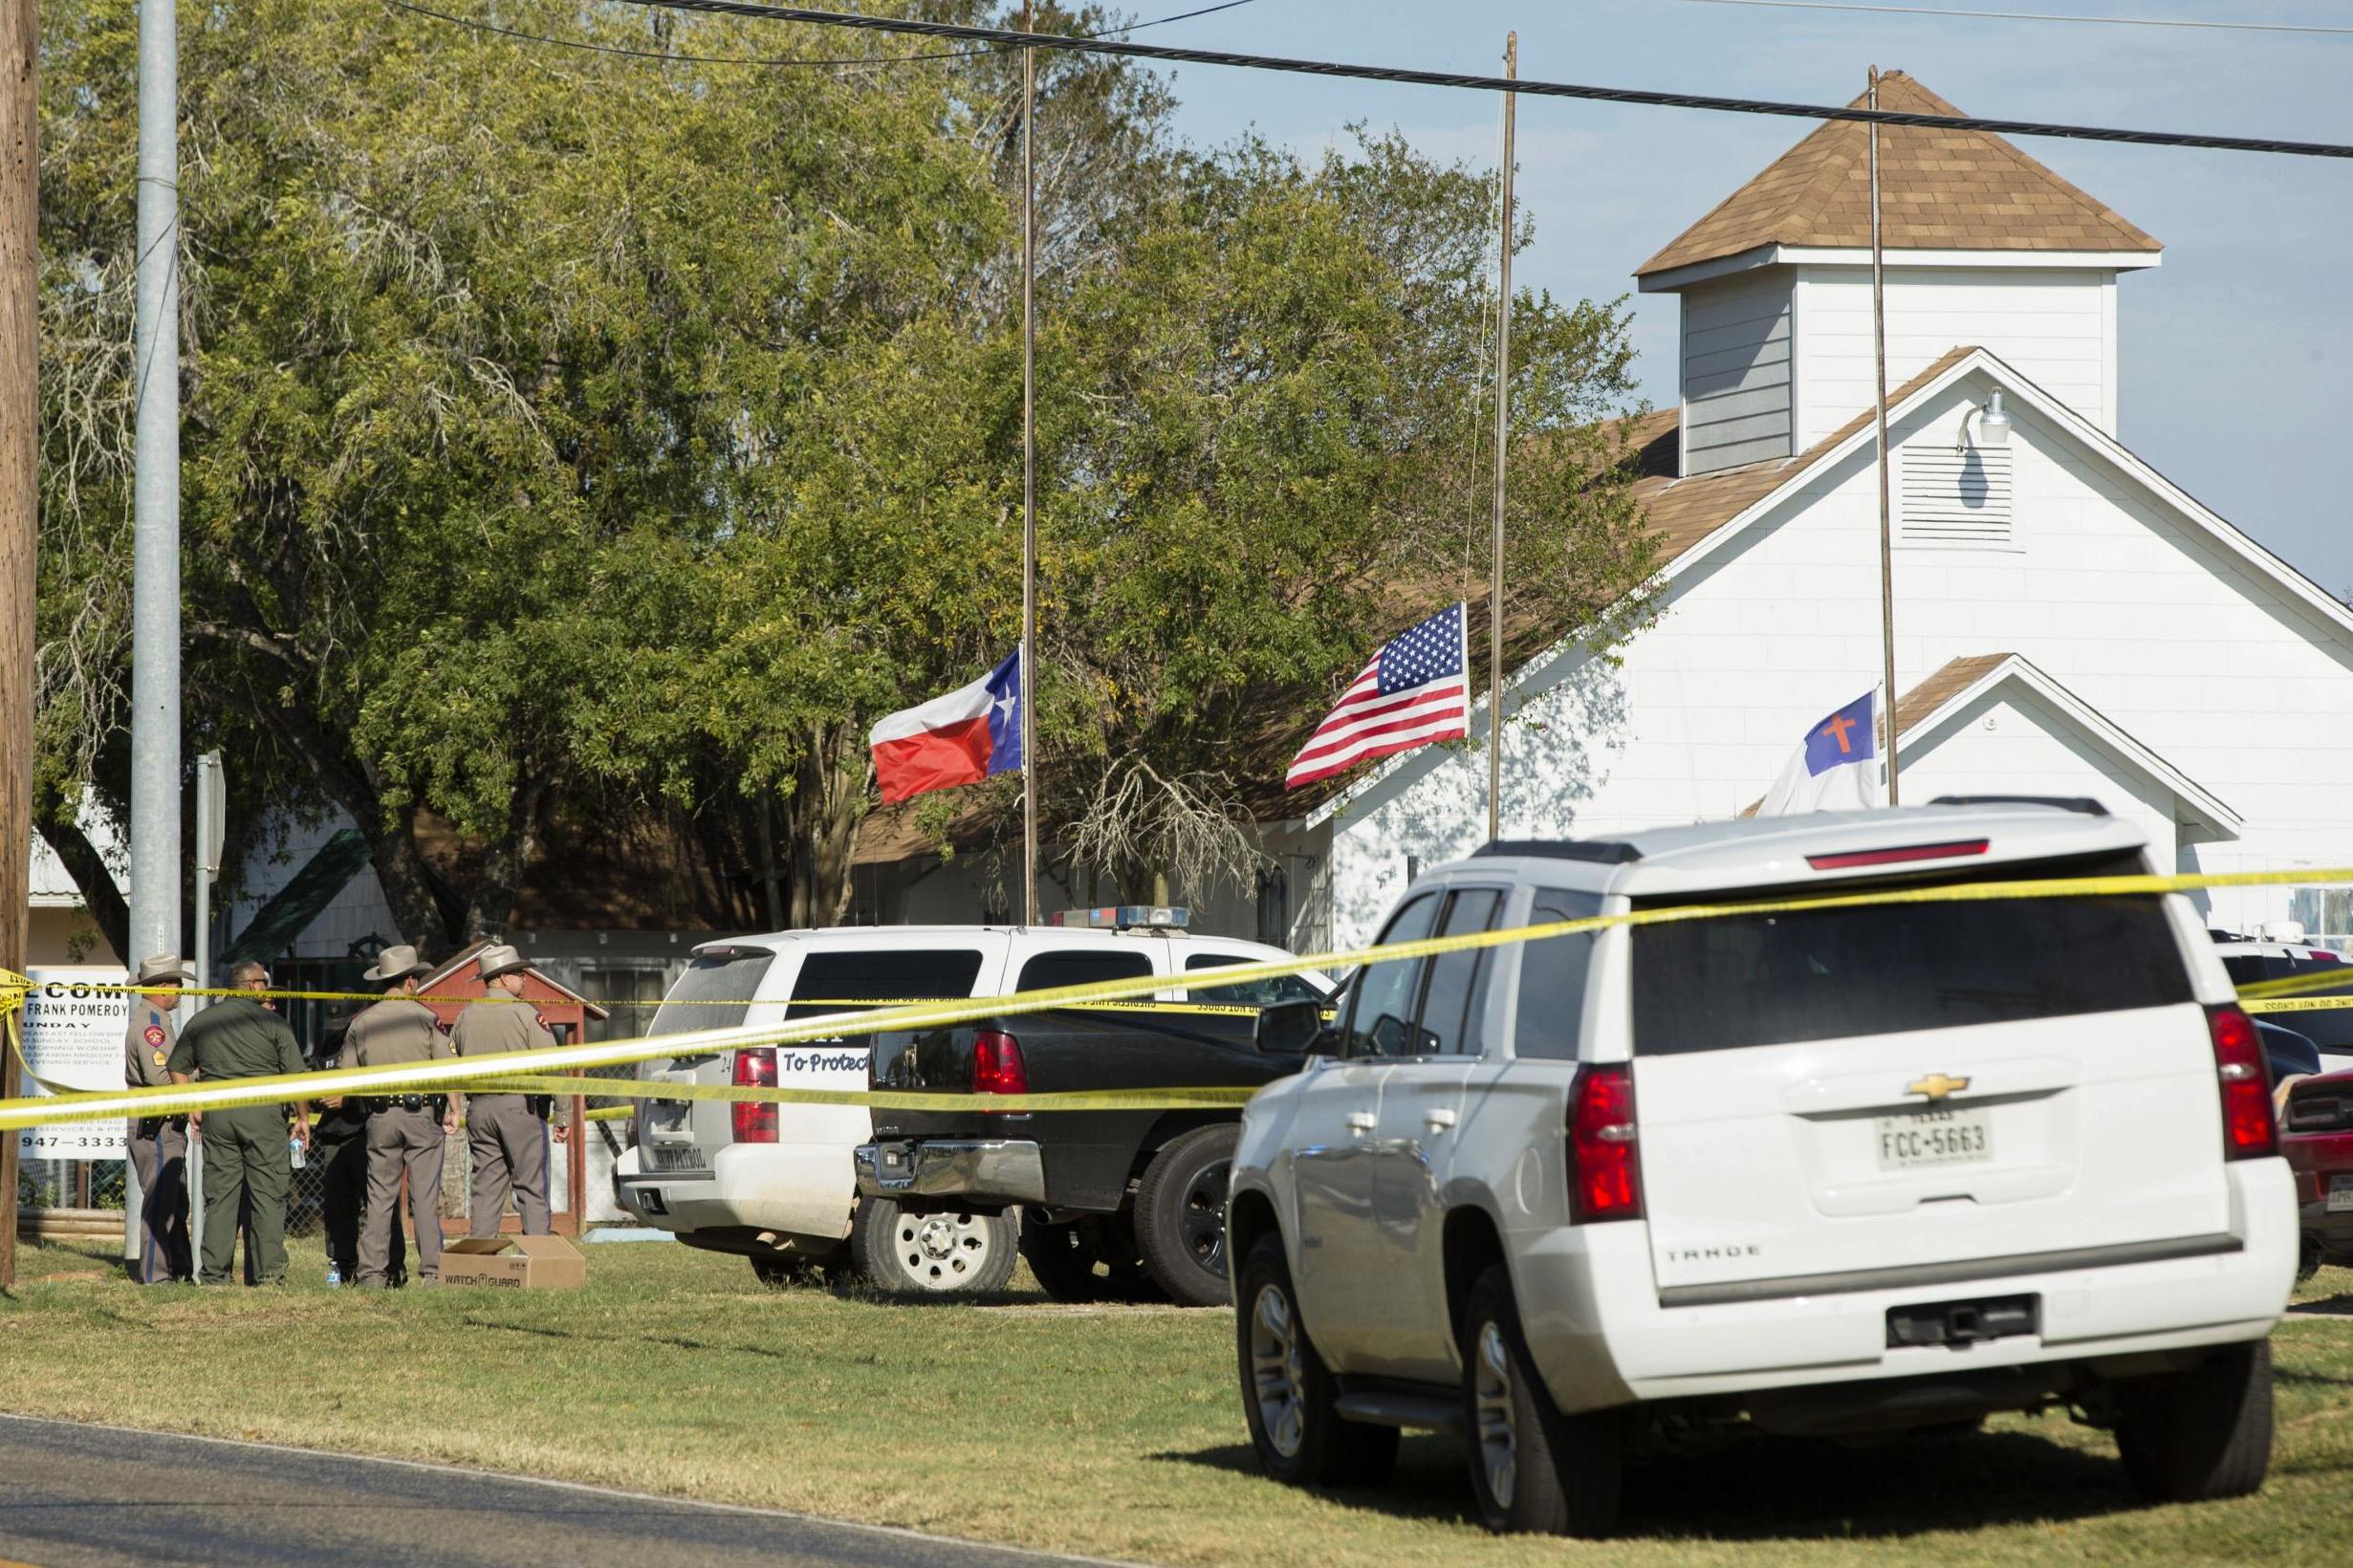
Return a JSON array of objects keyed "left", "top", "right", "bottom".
[{"left": 1637, "top": 73, "right": 2160, "bottom": 280}]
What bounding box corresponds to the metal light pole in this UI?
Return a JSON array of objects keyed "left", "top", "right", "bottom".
[
  {"left": 0, "top": 0, "right": 38, "bottom": 1292},
  {"left": 124, "top": 0, "right": 182, "bottom": 1263},
  {"left": 1018, "top": 0, "right": 1039, "bottom": 924},
  {"left": 1868, "top": 67, "right": 1900, "bottom": 805},
  {"left": 1486, "top": 33, "right": 1516, "bottom": 844},
  {"left": 130, "top": 0, "right": 181, "bottom": 977}
]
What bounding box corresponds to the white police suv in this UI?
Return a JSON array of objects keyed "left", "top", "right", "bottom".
[
  {"left": 612, "top": 913, "right": 1312, "bottom": 1295},
  {"left": 1227, "top": 800, "right": 2297, "bottom": 1536}
]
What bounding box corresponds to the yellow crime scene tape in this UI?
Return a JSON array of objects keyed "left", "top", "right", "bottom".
[{"left": 5, "top": 858, "right": 2352, "bottom": 1130}]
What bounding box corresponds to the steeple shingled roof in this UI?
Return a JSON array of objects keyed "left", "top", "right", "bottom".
[{"left": 1637, "top": 73, "right": 2159, "bottom": 279}]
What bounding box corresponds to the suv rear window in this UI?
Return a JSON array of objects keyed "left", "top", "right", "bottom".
[
  {"left": 649, "top": 950, "right": 776, "bottom": 1035},
  {"left": 788, "top": 949, "right": 987, "bottom": 1016},
  {"left": 1632, "top": 895, "right": 2192, "bottom": 1055},
  {"left": 1016, "top": 949, "right": 1156, "bottom": 992}
]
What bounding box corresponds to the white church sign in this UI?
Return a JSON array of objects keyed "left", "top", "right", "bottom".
[{"left": 16, "top": 966, "right": 130, "bottom": 1161}]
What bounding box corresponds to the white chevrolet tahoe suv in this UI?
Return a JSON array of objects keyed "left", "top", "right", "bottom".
[
  {"left": 611, "top": 918, "right": 1311, "bottom": 1295},
  {"left": 1227, "top": 801, "right": 2297, "bottom": 1537}
]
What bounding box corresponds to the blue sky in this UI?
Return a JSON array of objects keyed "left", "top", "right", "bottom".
[{"left": 1136, "top": 0, "right": 2353, "bottom": 597}]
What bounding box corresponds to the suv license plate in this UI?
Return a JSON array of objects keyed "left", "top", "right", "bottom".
[
  {"left": 1877, "top": 1108, "right": 1993, "bottom": 1171},
  {"left": 647, "top": 1146, "right": 709, "bottom": 1173},
  {"left": 2330, "top": 1176, "right": 2353, "bottom": 1214}
]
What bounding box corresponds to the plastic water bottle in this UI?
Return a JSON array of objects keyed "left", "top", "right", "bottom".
[
  {"left": 289, "top": 1134, "right": 307, "bottom": 1170},
  {"left": 326, "top": 1261, "right": 342, "bottom": 1288}
]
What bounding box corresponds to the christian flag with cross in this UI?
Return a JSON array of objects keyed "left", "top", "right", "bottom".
[
  {"left": 1755, "top": 688, "right": 1880, "bottom": 816},
  {"left": 1285, "top": 603, "right": 1471, "bottom": 790}
]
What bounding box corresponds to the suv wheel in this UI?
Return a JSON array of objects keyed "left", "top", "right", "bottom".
[
  {"left": 1235, "top": 1233, "right": 1398, "bottom": 1488},
  {"left": 2113, "top": 1339, "right": 2273, "bottom": 1502},
  {"left": 1136, "top": 1124, "right": 1239, "bottom": 1308},
  {"left": 1019, "top": 1216, "right": 1162, "bottom": 1304},
  {"left": 1461, "top": 1266, "right": 1623, "bottom": 1537},
  {"left": 850, "top": 1199, "right": 1018, "bottom": 1296}
]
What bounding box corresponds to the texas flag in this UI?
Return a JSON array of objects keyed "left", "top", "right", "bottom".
[
  {"left": 869, "top": 652, "right": 1024, "bottom": 804},
  {"left": 1754, "top": 688, "right": 1881, "bottom": 816}
]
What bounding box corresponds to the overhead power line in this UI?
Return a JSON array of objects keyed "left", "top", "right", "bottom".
[
  {"left": 384, "top": 0, "right": 1261, "bottom": 72},
  {"left": 599, "top": 0, "right": 2353, "bottom": 160},
  {"left": 1667, "top": 0, "right": 2353, "bottom": 38}
]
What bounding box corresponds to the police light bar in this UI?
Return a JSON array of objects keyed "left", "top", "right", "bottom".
[{"left": 1049, "top": 906, "right": 1189, "bottom": 930}]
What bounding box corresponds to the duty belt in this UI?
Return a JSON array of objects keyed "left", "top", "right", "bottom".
[{"left": 373, "top": 1094, "right": 443, "bottom": 1113}]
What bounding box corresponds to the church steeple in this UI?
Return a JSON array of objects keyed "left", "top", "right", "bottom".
[{"left": 1637, "top": 74, "right": 2160, "bottom": 475}]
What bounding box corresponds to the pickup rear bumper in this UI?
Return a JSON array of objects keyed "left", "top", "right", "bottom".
[{"left": 856, "top": 1139, "right": 1046, "bottom": 1206}]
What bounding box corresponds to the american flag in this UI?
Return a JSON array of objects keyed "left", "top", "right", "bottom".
[{"left": 1285, "top": 603, "right": 1471, "bottom": 790}]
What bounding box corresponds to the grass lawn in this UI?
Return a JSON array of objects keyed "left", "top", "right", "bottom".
[{"left": 2, "top": 1231, "right": 2348, "bottom": 1567}]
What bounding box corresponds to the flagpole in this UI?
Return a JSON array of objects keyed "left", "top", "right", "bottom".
[
  {"left": 1486, "top": 31, "right": 1515, "bottom": 844},
  {"left": 1019, "top": 0, "right": 1040, "bottom": 922},
  {"left": 1868, "top": 65, "right": 1900, "bottom": 806}
]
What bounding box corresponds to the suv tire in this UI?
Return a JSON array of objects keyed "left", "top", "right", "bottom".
[
  {"left": 1235, "top": 1232, "right": 1398, "bottom": 1489},
  {"left": 1136, "top": 1124, "right": 1240, "bottom": 1307},
  {"left": 850, "top": 1199, "right": 1018, "bottom": 1296},
  {"left": 2113, "top": 1339, "right": 2273, "bottom": 1502},
  {"left": 1020, "top": 1216, "right": 1161, "bottom": 1303},
  {"left": 1462, "top": 1266, "right": 1623, "bottom": 1537}
]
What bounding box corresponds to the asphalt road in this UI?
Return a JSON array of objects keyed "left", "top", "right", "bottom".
[{"left": 0, "top": 1414, "right": 1125, "bottom": 1568}]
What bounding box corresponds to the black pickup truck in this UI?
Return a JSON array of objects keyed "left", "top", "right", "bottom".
[{"left": 852, "top": 989, "right": 1323, "bottom": 1308}]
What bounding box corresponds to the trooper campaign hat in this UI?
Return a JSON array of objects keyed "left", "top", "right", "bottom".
[
  {"left": 135, "top": 953, "right": 193, "bottom": 986},
  {"left": 362, "top": 944, "right": 431, "bottom": 985},
  {"left": 476, "top": 943, "right": 530, "bottom": 983}
]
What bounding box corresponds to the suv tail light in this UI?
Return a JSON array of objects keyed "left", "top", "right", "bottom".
[
  {"left": 971, "top": 1029, "right": 1028, "bottom": 1100},
  {"left": 1805, "top": 838, "right": 1989, "bottom": 871},
  {"left": 1569, "top": 1063, "right": 1642, "bottom": 1222},
  {"left": 732, "top": 1047, "right": 777, "bottom": 1143},
  {"left": 2206, "top": 1005, "right": 2277, "bottom": 1160}
]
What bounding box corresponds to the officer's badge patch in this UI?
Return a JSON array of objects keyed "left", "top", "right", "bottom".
[
  {"left": 151, "top": 1049, "right": 168, "bottom": 1069},
  {"left": 142, "top": 1024, "right": 167, "bottom": 1048}
]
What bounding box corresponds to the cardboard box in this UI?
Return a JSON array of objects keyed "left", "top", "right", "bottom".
[{"left": 439, "top": 1234, "right": 586, "bottom": 1290}]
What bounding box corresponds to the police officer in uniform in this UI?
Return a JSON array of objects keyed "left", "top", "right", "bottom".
[
  {"left": 452, "top": 944, "right": 569, "bottom": 1235},
  {"left": 338, "top": 945, "right": 460, "bottom": 1287},
  {"left": 167, "top": 984, "right": 310, "bottom": 1286},
  {"left": 311, "top": 1014, "right": 403, "bottom": 1288},
  {"left": 122, "top": 954, "right": 193, "bottom": 1284}
]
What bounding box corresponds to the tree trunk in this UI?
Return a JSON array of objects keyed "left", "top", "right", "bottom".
[
  {"left": 781, "top": 725, "right": 870, "bottom": 930},
  {"left": 35, "top": 817, "right": 128, "bottom": 963},
  {"left": 460, "top": 775, "right": 550, "bottom": 943}
]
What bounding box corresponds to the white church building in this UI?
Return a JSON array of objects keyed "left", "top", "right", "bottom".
[{"left": 1292, "top": 73, "right": 2353, "bottom": 950}]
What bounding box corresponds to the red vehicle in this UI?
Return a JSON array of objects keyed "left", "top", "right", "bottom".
[{"left": 2282, "top": 1068, "right": 2353, "bottom": 1281}]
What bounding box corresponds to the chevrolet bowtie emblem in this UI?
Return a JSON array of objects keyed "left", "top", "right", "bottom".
[{"left": 1906, "top": 1073, "right": 1972, "bottom": 1101}]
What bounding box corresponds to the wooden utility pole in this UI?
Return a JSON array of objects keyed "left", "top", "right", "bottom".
[
  {"left": 0, "top": 0, "right": 39, "bottom": 1291},
  {"left": 1868, "top": 66, "right": 1900, "bottom": 805},
  {"left": 1486, "top": 32, "right": 1515, "bottom": 844}
]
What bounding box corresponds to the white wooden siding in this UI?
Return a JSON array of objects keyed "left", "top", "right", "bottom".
[
  {"left": 1681, "top": 272, "right": 1794, "bottom": 475},
  {"left": 1792, "top": 266, "right": 2116, "bottom": 445}
]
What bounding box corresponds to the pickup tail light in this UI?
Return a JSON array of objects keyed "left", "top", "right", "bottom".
[
  {"left": 2206, "top": 1005, "right": 2277, "bottom": 1160},
  {"left": 971, "top": 1029, "right": 1029, "bottom": 1099},
  {"left": 1569, "top": 1063, "right": 1642, "bottom": 1222},
  {"left": 732, "top": 1047, "right": 778, "bottom": 1143}
]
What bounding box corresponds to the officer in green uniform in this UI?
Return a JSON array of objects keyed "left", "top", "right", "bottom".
[
  {"left": 454, "top": 944, "right": 567, "bottom": 1235},
  {"left": 311, "top": 1018, "right": 403, "bottom": 1288},
  {"left": 167, "top": 984, "right": 311, "bottom": 1286},
  {"left": 122, "top": 954, "right": 193, "bottom": 1284},
  {"left": 339, "top": 945, "right": 461, "bottom": 1287}
]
